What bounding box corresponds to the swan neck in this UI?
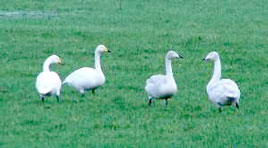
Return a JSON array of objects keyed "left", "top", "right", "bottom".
[
  {"left": 165, "top": 58, "right": 173, "bottom": 76},
  {"left": 210, "top": 58, "right": 221, "bottom": 83},
  {"left": 94, "top": 51, "right": 102, "bottom": 72},
  {"left": 43, "top": 58, "right": 51, "bottom": 72}
]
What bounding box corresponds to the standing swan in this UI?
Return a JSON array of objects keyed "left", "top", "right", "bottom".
[
  {"left": 203, "top": 51, "right": 240, "bottom": 111},
  {"left": 145, "top": 50, "right": 183, "bottom": 106},
  {"left": 63, "top": 45, "right": 110, "bottom": 96},
  {"left": 35, "top": 55, "right": 62, "bottom": 102}
]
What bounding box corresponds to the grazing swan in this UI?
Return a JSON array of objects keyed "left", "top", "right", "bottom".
[
  {"left": 35, "top": 55, "right": 62, "bottom": 102},
  {"left": 145, "top": 50, "right": 183, "bottom": 106},
  {"left": 63, "top": 45, "right": 110, "bottom": 96},
  {"left": 203, "top": 51, "right": 240, "bottom": 111}
]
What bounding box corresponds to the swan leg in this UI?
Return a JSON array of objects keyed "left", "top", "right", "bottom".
[
  {"left": 216, "top": 102, "right": 223, "bottom": 112},
  {"left": 216, "top": 102, "right": 222, "bottom": 113},
  {"left": 40, "top": 95, "right": 44, "bottom": 102},
  {"left": 218, "top": 107, "right": 222, "bottom": 112},
  {"left": 80, "top": 89, "right": 85, "bottom": 97},
  {"left": 165, "top": 99, "right": 168, "bottom": 107},
  {"left": 235, "top": 103, "right": 239, "bottom": 109},
  {"left": 56, "top": 90, "right": 60, "bottom": 102},
  {"left": 72, "top": 91, "right": 77, "bottom": 102},
  {"left": 92, "top": 89, "right": 95, "bottom": 95},
  {"left": 148, "top": 98, "right": 153, "bottom": 106},
  {"left": 56, "top": 96, "right": 60, "bottom": 102}
]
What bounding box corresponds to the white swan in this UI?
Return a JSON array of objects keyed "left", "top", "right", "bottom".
[
  {"left": 203, "top": 51, "right": 240, "bottom": 111},
  {"left": 63, "top": 45, "right": 110, "bottom": 96},
  {"left": 145, "top": 50, "right": 183, "bottom": 106},
  {"left": 35, "top": 55, "right": 62, "bottom": 102}
]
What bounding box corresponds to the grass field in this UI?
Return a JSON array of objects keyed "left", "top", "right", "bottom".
[{"left": 0, "top": 0, "right": 268, "bottom": 147}]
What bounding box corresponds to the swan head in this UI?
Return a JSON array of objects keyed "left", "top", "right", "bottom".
[
  {"left": 48, "top": 55, "right": 62, "bottom": 64},
  {"left": 166, "top": 50, "right": 183, "bottom": 60},
  {"left": 203, "top": 51, "right": 219, "bottom": 62},
  {"left": 96, "top": 45, "right": 111, "bottom": 54}
]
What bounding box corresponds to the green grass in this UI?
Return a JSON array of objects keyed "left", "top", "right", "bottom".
[{"left": 0, "top": 0, "right": 268, "bottom": 147}]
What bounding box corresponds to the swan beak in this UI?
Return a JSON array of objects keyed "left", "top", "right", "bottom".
[
  {"left": 179, "top": 55, "right": 183, "bottom": 59},
  {"left": 58, "top": 59, "right": 63, "bottom": 65},
  {"left": 202, "top": 58, "right": 207, "bottom": 62},
  {"left": 104, "top": 46, "right": 111, "bottom": 53}
]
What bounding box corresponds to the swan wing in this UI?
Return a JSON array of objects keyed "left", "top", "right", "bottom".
[
  {"left": 64, "top": 67, "right": 95, "bottom": 83},
  {"left": 220, "top": 79, "right": 240, "bottom": 98},
  {"left": 208, "top": 79, "right": 240, "bottom": 104},
  {"left": 36, "top": 72, "right": 62, "bottom": 95},
  {"left": 63, "top": 67, "right": 104, "bottom": 89},
  {"left": 146, "top": 75, "right": 167, "bottom": 85}
]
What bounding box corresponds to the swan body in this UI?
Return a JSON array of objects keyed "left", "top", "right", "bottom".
[
  {"left": 145, "top": 50, "right": 183, "bottom": 106},
  {"left": 63, "top": 45, "right": 110, "bottom": 95},
  {"left": 35, "top": 55, "right": 62, "bottom": 102},
  {"left": 145, "top": 75, "right": 177, "bottom": 99},
  {"left": 203, "top": 51, "right": 240, "bottom": 111},
  {"left": 63, "top": 67, "right": 105, "bottom": 94}
]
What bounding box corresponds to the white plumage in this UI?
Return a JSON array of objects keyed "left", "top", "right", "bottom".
[
  {"left": 35, "top": 55, "right": 62, "bottom": 102},
  {"left": 203, "top": 51, "right": 240, "bottom": 111},
  {"left": 145, "top": 50, "right": 183, "bottom": 106},
  {"left": 63, "top": 45, "right": 110, "bottom": 96}
]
